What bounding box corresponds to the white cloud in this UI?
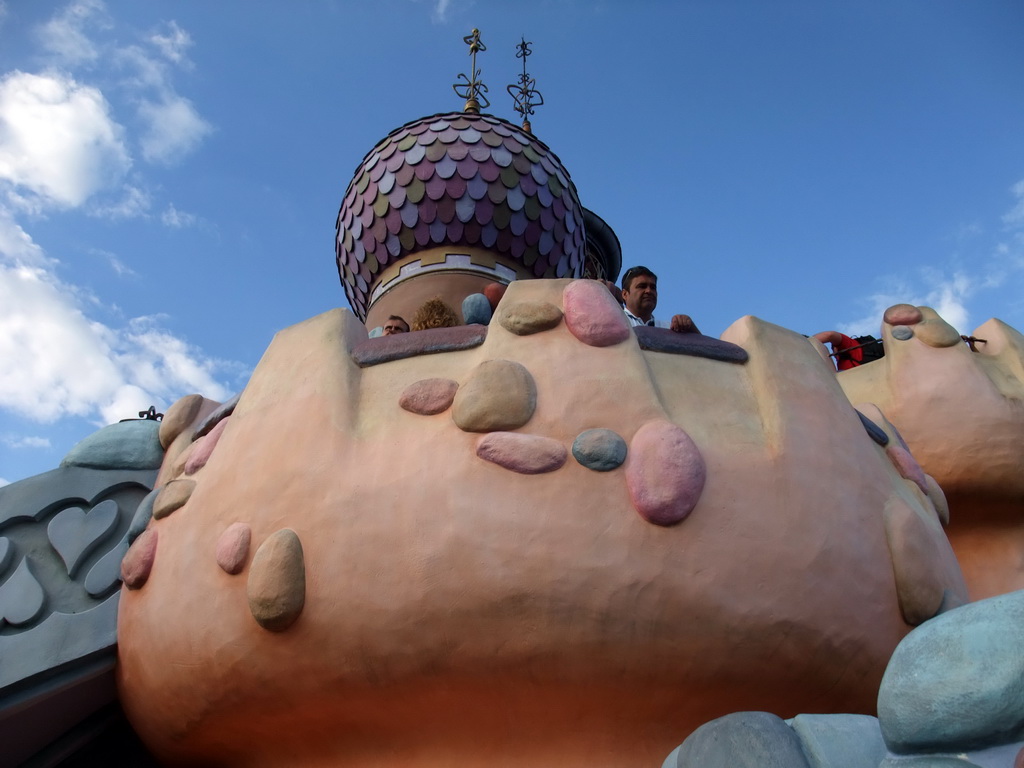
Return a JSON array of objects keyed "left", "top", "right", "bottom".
[
  {"left": 117, "top": 44, "right": 167, "bottom": 91},
  {"left": 137, "top": 94, "right": 211, "bottom": 165},
  {"left": 925, "top": 274, "right": 971, "bottom": 333},
  {"left": 0, "top": 478, "right": 8, "bottom": 488},
  {"left": 90, "top": 183, "right": 151, "bottom": 219},
  {"left": 36, "top": 0, "right": 108, "bottom": 66},
  {"left": 839, "top": 179, "right": 1024, "bottom": 337},
  {"left": 839, "top": 282, "right": 916, "bottom": 338},
  {"left": 0, "top": 216, "right": 233, "bottom": 426},
  {"left": 433, "top": 0, "right": 453, "bottom": 22},
  {"left": 2, "top": 434, "right": 51, "bottom": 449},
  {"left": 840, "top": 272, "right": 973, "bottom": 337},
  {"left": 0, "top": 210, "right": 51, "bottom": 268},
  {"left": 89, "top": 247, "right": 137, "bottom": 277},
  {"left": 161, "top": 202, "right": 197, "bottom": 228},
  {"left": 1003, "top": 179, "right": 1024, "bottom": 229},
  {"left": 150, "top": 21, "right": 193, "bottom": 66},
  {"left": 409, "top": 0, "right": 459, "bottom": 23},
  {"left": 114, "top": 24, "right": 212, "bottom": 167},
  {"left": 0, "top": 70, "right": 131, "bottom": 208},
  {"left": 30, "top": 6, "right": 213, "bottom": 178}
]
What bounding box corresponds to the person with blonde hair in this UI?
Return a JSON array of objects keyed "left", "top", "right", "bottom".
[{"left": 411, "top": 297, "right": 460, "bottom": 331}]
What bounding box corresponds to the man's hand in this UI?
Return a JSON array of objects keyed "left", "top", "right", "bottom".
[{"left": 670, "top": 314, "right": 700, "bottom": 334}]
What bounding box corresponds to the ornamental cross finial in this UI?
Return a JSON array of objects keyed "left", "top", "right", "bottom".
[
  {"left": 507, "top": 37, "right": 544, "bottom": 133},
  {"left": 453, "top": 28, "right": 490, "bottom": 113}
]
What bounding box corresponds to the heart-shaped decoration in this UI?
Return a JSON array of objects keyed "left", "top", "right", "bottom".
[
  {"left": 85, "top": 536, "right": 129, "bottom": 597},
  {"left": 47, "top": 499, "right": 119, "bottom": 578},
  {"left": 0, "top": 557, "right": 45, "bottom": 627},
  {"left": 0, "top": 537, "right": 11, "bottom": 575}
]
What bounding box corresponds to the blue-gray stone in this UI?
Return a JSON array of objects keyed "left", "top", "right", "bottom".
[
  {"left": 61, "top": 420, "right": 163, "bottom": 470},
  {"left": 965, "top": 740, "right": 1024, "bottom": 768},
  {"left": 193, "top": 391, "right": 241, "bottom": 439},
  {"left": 572, "top": 428, "right": 627, "bottom": 471},
  {"left": 878, "top": 589, "right": 1024, "bottom": 754},
  {"left": 892, "top": 325, "right": 915, "bottom": 341},
  {"left": 858, "top": 412, "right": 890, "bottom": 446},
  {"left": 879, "top": 757, "right": 982, "bottom": 767},
  {"left": 790, "top": 714, "right": 887, "bottom": 768},
  {"left": 85, "top": 536, "right": 129, "bottom": 597},
  {"left": 462, "top": 292, "right": 493, "bottom": 325},
  {"left": 128, "top": 487, "right": 159, "bottom": 544},
  {"left": 634, "top": 326, "right": 749, "bottom": 364},
  {"left": 352, "top": 325, "right": 488, "bottom": 367},
  {"left": 47, "top": 499, "right": 119, "bottom": 577},
  {"left": 0, "top": 558, "right": 45, "bottom": 627},
  {"left": 668, "top": 711, "right": 811, "bottom": 768}
]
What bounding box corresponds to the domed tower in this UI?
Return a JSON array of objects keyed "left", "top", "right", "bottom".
[{"left": 335, "top": 33, "right": 620, "bottom": 328}]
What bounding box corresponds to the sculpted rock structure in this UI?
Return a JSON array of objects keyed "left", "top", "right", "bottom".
[
  {"left": 7, "top": 86, "right": 1022, "bottom": 765},
  {"left": 115, "top": 278, "right": 966, "bottom": 766},
  {"left": 835, "top": 304, "right": 1024, "bottom": 600},
  {"left": 663, "top": 589, "right": 1024, "bottom": 768},
  {"left": 0, "top": 420, "right": 160, "bottom": 765}
]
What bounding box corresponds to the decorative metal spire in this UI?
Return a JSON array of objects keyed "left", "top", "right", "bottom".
[
  {"left": 453, "top": 28, "right": 490, "bottom": 113},
  {"left": 507, "top": 37, "right": 544, "bottom": 133}
]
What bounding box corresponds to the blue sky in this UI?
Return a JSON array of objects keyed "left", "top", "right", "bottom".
[{"left": 1, "top": 0, "right": 1022, "bottom": 485}]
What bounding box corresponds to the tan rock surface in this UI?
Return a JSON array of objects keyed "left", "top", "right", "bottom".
[
  {"left": 118, "top": 281, "right": 964, "bottom": 768},
  {"left": 837, "top": 308, "right": 1024, "bottom": 599}
]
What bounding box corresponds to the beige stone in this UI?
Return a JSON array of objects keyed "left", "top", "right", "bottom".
[
  {"left": 247, "top": 529, "right": 305, "bottom": 632},
  {"left": 497, "top": 300, "right": 563, "bottom": 335},
  {"left": 152, "top": 479, "right": 196, "bottom": 520},
  {"left": 883, "top": 496, "right": 966, "bottom": 625},
  {"left": 159, "top": 394, "right": 203, "bottom": 449},
  {"left": 451, "top": 359, "right": 537, "bottom": 432}
]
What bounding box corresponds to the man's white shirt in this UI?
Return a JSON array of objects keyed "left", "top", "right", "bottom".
[{"left": 623, "top": 308, "right": 666, "bottom": 328}]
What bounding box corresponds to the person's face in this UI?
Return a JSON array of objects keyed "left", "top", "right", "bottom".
[
  {"left": 382, "top": 320, "right": 409, "bottom": 335},
  {"left": 622, "top": 276, "right": 658, "bottom": 319}
]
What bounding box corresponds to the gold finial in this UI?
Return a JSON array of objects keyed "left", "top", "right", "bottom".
[
  {"left": 507, "top": 37, "right": 544, "bottom": 133},
  {"left": 453, "top": 28, "right": 490, "bottom": 113}
]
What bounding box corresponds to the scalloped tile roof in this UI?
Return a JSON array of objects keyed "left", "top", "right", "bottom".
[{"left": 335, "top": 112, "right": 586, "bottom": 320}]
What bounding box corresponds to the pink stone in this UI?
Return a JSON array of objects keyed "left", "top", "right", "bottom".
[
  {"left": 484, "top": 281, "right": 507, "bottom": 310},
  {"left": 185, "top": 418, "right": 229, "bottom": 475},
  {"left": 626, "top": 420, "right": 706, "bottom": 526},
  {"left": 476, "top": 432, "right": 568, "bottom": 474},
  {"left": 122, "top": 529, "right": 157, "bottom": 590},
  {"left": 883, "top": 303, "right": 923, "bottom": 326},
  {"left": 216, "top": 522, "right": 252, "bottom": 575},
  {"left": 887, "top": 445, "right": 929, "bottom": 494},
  {"left": 562, "top": 280, "right": 631, "bottom": 347},
  {"left": 400, "top": 378, "right": 459, "bottom": 415}
]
